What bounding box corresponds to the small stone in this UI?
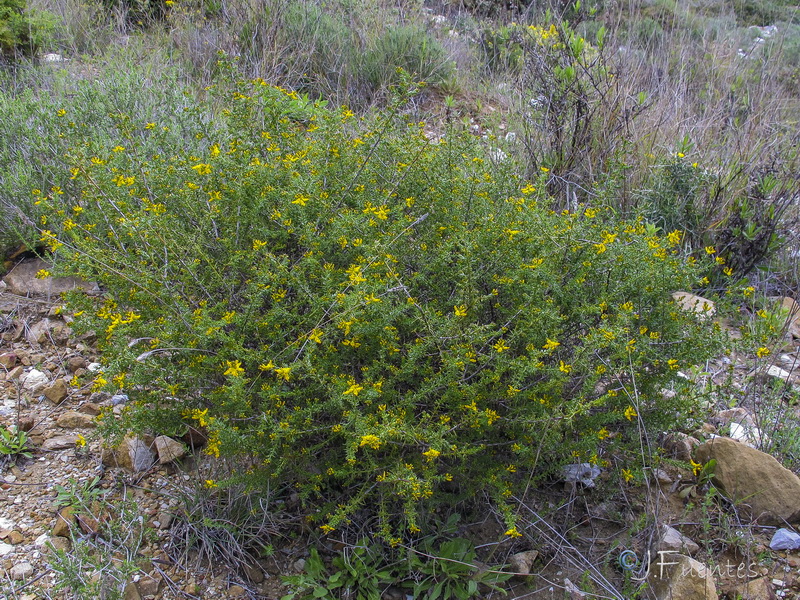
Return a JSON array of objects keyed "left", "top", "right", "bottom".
[
  {"left": 7, "top": 365, "right": 24, "bottom": 380},
  {"left": 111, "top": 393, "right": 129, "bottom": 406},
  {"left": 136, "top": 574, "right": 162, "bottom": 596},
  {"left": 41, "top": 434, "right": 79, "bottom": 451},
  {"left": 48, "top": 536, "right": 72, "bottom": 551},
  {"left": 44, "top": 378, "right": 69, "bottom": 404},
  {"left": 56, "top": 411, "right": 95, "bottom": 429},
  {"left": 78, "top": 402, "right": 102, "bottom": 416},
  {"left": 10, "top": 561, "right": 33, "bottom": 580},
  {"left": 7, "top": 530, "right": 24, "bottom": 545},
  {"left": 0, "top": 542, "right": 13, "bottom": 556},
  {"left": 17, "top": 416, "right": 35, "bottom": 432},
  {"left": 155, "top": 436, "right": 187, "bottom": 464},
  {"left": 654, "top": 469, "right": 673, "bottom": 484},
  {"left": 157, "top": 511, "right": 174, "bottom": 529},
  {"left": 67, "top": 356, "right": 87, "bottom": 372},
  {"left": 0, "top": 352, "right": 16, "bottom": 369},
  {"left": 227, "top": 584, "right": 246, "bottom": 597},
  {"left": 242, "top": 560, "right": 265, "bottom": 583},
  {"left": 771, "top": 529, "right": 800, "bottom": 551},
  {"left": 21, "top": 368, "right": 48, "bottom": 393},
  {"left": 124, "top": 581, "right": 142, "bottom": 600},
  {"left": 52, "top": 506, "right": 76, "bottom": 538},
  {"left": 660, "top": 525, "right": 700, "bottom": 554},
  {"left": 101, "top": 436, "right": 156, "bottom": 472}
]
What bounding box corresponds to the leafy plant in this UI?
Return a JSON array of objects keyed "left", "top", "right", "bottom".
[
  {"left": 0, "top": 426, "right": 32, "bottom": 468},
  {"left": 37, "top": 62, "right": 722, "bottom": 540},
  {"left": 282, "top": 542, "right": 396, "bottom": 600},
  {"left": 0, "top": 0, "right": 57, "bottom": 59},
  {"left": 405, "top": 537, "right": 512, "bottom": 600}
]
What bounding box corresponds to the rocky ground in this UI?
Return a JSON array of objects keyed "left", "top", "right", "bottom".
[{"left": 4, "top": 257, "right": 800, "bottom": 600}]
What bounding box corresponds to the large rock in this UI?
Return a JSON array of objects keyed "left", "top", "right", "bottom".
[
  {"left": 648, "top": 554, "right": 717, "bottom": 600},
  {"left": 672, "top": 292, "right": 716, "bottom": 319},
  {"left": 101, "top": 436, "right": 156, "bottom": 472},
  {"left": 56, "top": 411, "right": 95, "bottom": 429},
  {"left": 44, "top": 378, "right": 69, "bottom": 404},
  {"left": 154, "top": 435, "right": 187, "bottom": 464},
  {"left": 1, "top": 257, "right": 99, "bottom": 297},
  {"left": 694, "top": 437, "right": 800, "bottom": 524}
]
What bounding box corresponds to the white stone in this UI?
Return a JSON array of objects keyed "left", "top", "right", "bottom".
[
  {"left": 0, "top": 542, "right": 14, "bottom": 556},
  {"left": 21, "top": 368, "right": 48, "bottom": 392},
  {"left": 10, "top": 562, "right": 34, "bottom": 580}
]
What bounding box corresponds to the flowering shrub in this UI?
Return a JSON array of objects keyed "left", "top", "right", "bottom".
[{"left": 41, "top": 67, "right": 721, "bottom": 539}]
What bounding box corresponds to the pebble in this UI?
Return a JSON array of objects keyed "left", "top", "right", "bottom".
[{"left": 10, "top": 561, "right": 33, "bottom": 580}]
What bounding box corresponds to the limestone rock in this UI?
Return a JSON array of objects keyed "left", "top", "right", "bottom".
[
  {"left": 56, "top": 410, "right": 95, "bottom": 429},
  {"left": 769, "top": 528, "right": 800, "bottom": 550},
  {"left": 728, "top": 576, "right": 777, "bottom": 600},
  {"left": 0, "top": 352, "right": 16, "bottom": 369},
  {"left": 102, "top": 436, "right": 156, "bottom": 472},
  {"left": 154, "top": 435, "right": 187, "bottom": 464},
  {"left": 694, "top": 437, "right": 800, "bottom": 524},
  {"left": 20, "top": 368, "right": 48, "bottom": 393},
  {"left": 648, "top": 554, "right": 717, "bottom": 600},
  {"left": 44, "top": 378, "right": 69, "bottom": 404},
  {"left": 10, "top": 561, "right": 33, "bottom": 580},
  {"left": 659, "top": 525, "right": 700, "bottom": 555},
  {"left": 672, "top": 291, "right": 716, "bottom": 319},
  {"left": 1, "top": 257, "right": 99, "bottom": 297},
  {"left": 41, "top": 434, "right": 79, "bottom": 451},
  {"left": 508, "top": 550, "right": 539, "bottom": 576}
]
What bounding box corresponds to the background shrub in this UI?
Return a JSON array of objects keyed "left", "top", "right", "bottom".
[{"left": 38, "top": 67, "right": 722, "bottom": 539}]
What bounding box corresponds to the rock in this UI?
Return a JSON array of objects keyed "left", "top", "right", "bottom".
[
  {"left": 564, "top": 577, "right": 586, "bottom": 599},
  {"left": 562, "top": 463, "right": 602, "bottom": 487},
  {"left": 778, "top": 297, "right": 800, "bottom": 339},
  {"left": 111, "top": 393, "right": 129, "bottom": 406},
  {"left": 26, "top": 319, "right": 52, "bottom": 344},
  {"left": 1, "top": 257, "right": 99, "bottom": 297},
  {"left": 78, "top": 402, "right": 102, "bottom": 416},
  {"left": 0, "top": 542, "right": 13, "bottom": 556},
  {"left": 729, "top": 576, "right": 777, "bottom": 600},
  {"left": 56, "top": 411, "right": 95, "bottom": 429},
  {"left": 10, "top": 561, "right": 33, "bottom": 580},
  {"left": 123, "top": 581, "right": 142, "bottom": 600},
  {"left": 660, "top": 525, "right": 700, "bottom": 554},
  {"left": 7, "top": 365, "right": 24, "bottom": 380},
  {"left": 0, "top": 352, "right": 16, "bottom": 369},
  {"left": 672, "top": 291, "right": 716, "bottom": 319},
  {"left": 155, "top": 435, "right": 187, "bottom": 464},
  {"left": 769, "top": 529, "right": 800, "bottom": 551},
  {"left": 67, "top": 356, "right": 87, "bottom": 372},
  {"left": 227, "top": 584, "right": 246, "bottom": 597},
  {"left": 648, "top": 554, "right": 717, "bottom": 600},
  {"left": 102, "top": 436, "right": 156, "bottom": 472},
  {"left": 242, "top": 560, "right": 265, "bottom": 584},
  {"left": 662, "top": 432, "right": 701, "bottom": 462},
  {"left": 6, "top": 530, "right": 24, "bottom": 545},
  {"left": 654, "top": 469, "right": 673, "bottom": 484},
  {"left": 17, "top": 416, "right": 35, "bottom": 432},
  {"left": 52, "top": 506, "right": 75, "bottom": 538},
  {"left": 41, "top": 434, "right": 79, "bottom": 451},
  {"left": 509, "top": 550, "right": 539, "bottom": 576},
  {"left": 44, "top": 378, "right": 69, "bottom": 404},
  {"left": 48, "top": 536, "right": 72, "bottom": 551},
  {"left": 136, "top": 574, "right": 163, "bottom": 596},
  {"left": 694, "top": 437, "right": 800, "bottom": 524},
  {"left": 20, "top": 368, "right": 48, "bottom": 393}
]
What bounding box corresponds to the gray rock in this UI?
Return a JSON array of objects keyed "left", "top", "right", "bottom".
[
  {"left": 10, "top": 561, "right": 33, "bottom": 580},
  {"left": 101, "top": 436, "right": 155, "bottom": 472},
  {"left": 660, "top": 525, "right": 700, "bottom": 554},
  {"left": 26, "top": 318, "right": 52, "bottom": 344},
  {"left": 769, "top": 528, "right": 800, "bottom": 550},
  {"left": 562, "top": 463, "right": 601, "bottom": 487},
  {"left": 508, "top": 550, "right": 539, "bottom": 576},
  {"left": 111, "top": 393, "right": 129, "bottom": 406}
]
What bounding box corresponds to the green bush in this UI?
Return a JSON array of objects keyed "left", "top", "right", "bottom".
[
  {"left": 0, "top": 0, "right": 56, "bottom": 58},
  {"left": 362, "top": 25, "right": 454, "bottom": 93},
  {"left": 40, "top": 66, "right": 720, "bottom": 539}
]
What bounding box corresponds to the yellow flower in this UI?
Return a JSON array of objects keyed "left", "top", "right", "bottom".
[
  {"left": 308, "top": 329, "right": 323, "bottom": 343},
  {"left": 343, "top": 383, "right": 364, "bottom": 396},
  {"left": 35, "top": 269, "right": 51, "bottom": 279},
  {"left": 359, "top": 434, "right": 382, "bottom": 449},
  {"left": 224, "top": 360, "right": 245, "bottom": 377},
  {"left": 559, "top": 361, "right": 572, "bottom": 374},
  {"left": 493, "top": 339, "right": 510, "bottom": 353},
  {"left": 690, "top": 459, "right": 702, "bottom": 476},
  {"left": 597, "top": 428, "right": 610, "bottom": 440},
  {"left": 422, "top": 448, "right": 441, "bottom": 461},
  {"left": 75, "top": 434, "right": 87, "bottom": 448},
  {"left": 621, "top": 468, "right": 633, "bottom": 482},
  {"left": 705, "top": 246, "right": 716, "bottom": 254},
  {"left": 275, "top": 367, "right": 292, "bottom": 381},
  {"left": 320, "top": 524, "right": 335, "bottom": 534},
  {"left": 666, "top": 230, "right": 682, "bottom": 246},
  {"left": 624, "top": 406, "right": 637, "bottom": 421},
  {"left": 205, "top": 479, "right": 218, "bottom": 488},
  {"left": 454, "top": 305, "right": 467, "bottom": 317},
  {"left": 192, "top": 163, "right": 212, "bottom": 175},
  {"left": 292, "top": 195, "right": 308, "bottom": 206},
  {"left": 756, "top": 347, "right": 770, "bottom": 358},
  {"left": 505, "top": 527, "right": 522, "bottom": 537},
  {"left": 259, "top": 361, "right": 275, "bottom": 371},
  {"left": 543, "top": 338, "right": 560, "bottom": 351}
]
